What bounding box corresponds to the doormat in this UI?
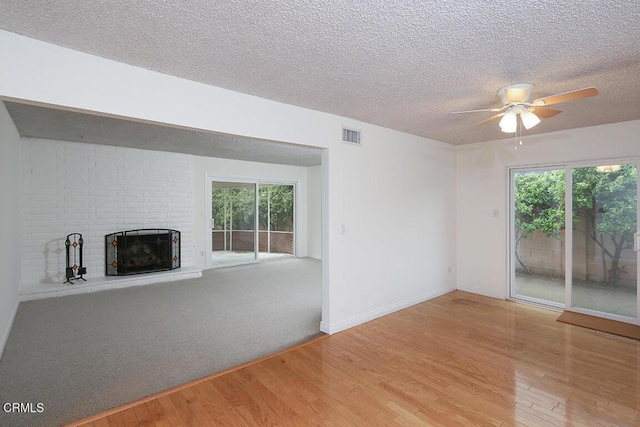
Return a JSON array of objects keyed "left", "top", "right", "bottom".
[{"left": 557, "top": 311, "right": 640, "bottom": 341}]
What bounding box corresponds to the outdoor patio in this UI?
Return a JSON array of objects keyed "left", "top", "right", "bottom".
[
  {"left": 210, "top": 250, "right": 292, "bottom": 266},
  {"left": 515, "top": 273, "right": 637, "bottom": 318}
]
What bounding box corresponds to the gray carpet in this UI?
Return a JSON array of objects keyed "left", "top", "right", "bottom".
[{"left": 0, "top": 258, "right": 322, "bottom": 427}]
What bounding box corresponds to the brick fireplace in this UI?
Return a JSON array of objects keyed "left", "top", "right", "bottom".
[{"left": 20, "top": 140, "right": 194, "bottom": 285}]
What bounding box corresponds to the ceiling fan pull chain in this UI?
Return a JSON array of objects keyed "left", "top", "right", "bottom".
[{"left": 519, "top": 118, "right": 523, "bottom": 147}]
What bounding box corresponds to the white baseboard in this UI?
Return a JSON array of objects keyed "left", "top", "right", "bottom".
[
  {"left": 456, "top": 284, "right": 506, "bottom": 300},
  {"left": 0, "top": 298, "right": 20, "bottom": 360},
  {"left": 320, "top": 285, "right": 455, "bottom": 335}
]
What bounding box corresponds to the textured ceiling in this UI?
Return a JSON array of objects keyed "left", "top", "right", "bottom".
[
  {"left": 0, "top": 1, "right": 639, "bottom": 144},
  {"left": 5, "top": 103, "right": 322, "bottom": 167}
]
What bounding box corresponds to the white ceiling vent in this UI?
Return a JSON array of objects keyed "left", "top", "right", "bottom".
[{"left": 342, "top": 127, "right": 361, "bottom": 146}]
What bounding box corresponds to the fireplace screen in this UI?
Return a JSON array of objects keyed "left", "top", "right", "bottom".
[{"left": 105, "top": 229, "right": 180, "bottom": 276}]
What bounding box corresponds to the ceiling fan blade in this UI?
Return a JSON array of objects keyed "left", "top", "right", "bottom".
[
  {"left": 451, "top": 107, "right": 504, "bottom": 114},
  {"left": 530, "top": 107, "right": 562, "bottom": 119},
  {"left": 532, "top": 87, "right": 598, "bottom": 106},
  {"left": 475, "top": 113, "right": 504, "bottom": 126}
]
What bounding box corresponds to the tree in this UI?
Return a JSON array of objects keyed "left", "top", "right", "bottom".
[
  {"left": 211, "top": 188, "right": 229, "bottom": 230},
  {"left": 259, "top": 185, "right": 294, "bottom": 231},
  {"left": 514, "top": 170, "right": 565, "bottom": 273},
  {"left": 211, "top": 187, "right": 255, "bottom": 230},
  {"left": 212, "top": 185, "right": 294, "bottom": 232},
  {"left": 515, "top": 165, "right": 637, "bottom": 285},
  {"left": 572, "top": 165, "right": 637, "bottom": 285}
]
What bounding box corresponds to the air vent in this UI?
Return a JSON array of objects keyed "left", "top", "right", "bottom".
[{"left": 342, "top": 127, "right": 361, "bottom": 145}]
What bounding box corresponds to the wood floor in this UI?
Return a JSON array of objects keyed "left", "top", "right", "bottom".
[{"left": 70, "top": 291, "right": 640, "bottom": 426}]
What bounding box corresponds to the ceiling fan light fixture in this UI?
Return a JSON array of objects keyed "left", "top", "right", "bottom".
[
  {"left": 451, "top": 84, "right": 598, "bottom": 136},
  {"left": 499, "top": 110, "right": 517, "bottom": 133},
  {"left": 521, "top": 110, "right": 541, "bottom": 129}
]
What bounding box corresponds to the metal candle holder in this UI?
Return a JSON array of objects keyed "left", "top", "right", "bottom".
[{"left": 64, "top": 233, "right": 87, "bottom": 284}]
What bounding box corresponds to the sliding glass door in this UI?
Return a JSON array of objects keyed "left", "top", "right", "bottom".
[
  {"left": 208, "top": 179, "right": 296, "bottom": 268},
  {"left": 511, "top": 168, "right": 566, "bottom": 307},
  {"left": 569, "top": 164, "right": 637, "bottom": 319},
  {"left": 211, "top": 181, "right": 256, "bottom": 266},
  {"left": 511, "top": 161, "right": 640, "bottom": 323},
  {"left": 259, "top": 184, "right": 295, "bottom": 260}
]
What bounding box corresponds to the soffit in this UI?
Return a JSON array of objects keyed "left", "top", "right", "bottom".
[{"left": 5, "top": 102, "right": 322, "bottom": 167}]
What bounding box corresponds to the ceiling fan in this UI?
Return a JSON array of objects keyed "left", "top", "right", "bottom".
[{"left": 452, "top": 83, "right": 598, "bottom": 133}]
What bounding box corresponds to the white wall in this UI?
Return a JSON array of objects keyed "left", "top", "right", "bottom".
[
  {"left": 307, "top": 165, "right": 322, "bottom": 259},
  {"left": 0, "top": 102, "right": 22, "bottom": 358},
  {"left": 21, "top": 138, "right": 194, "bottom": 287},
  {"left": 0, "top": 30, "right": 457, "bottom": 334},
  {"left": 456, "top": 120, "right": 640, "bottom": 299},
  {"left": 192, "top": 155, "right": 319, "bottom": 269},
  {"left": 324, "top": 131, "right": 456, "bottom": 332}
]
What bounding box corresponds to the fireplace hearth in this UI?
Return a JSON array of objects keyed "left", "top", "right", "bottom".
[{"left": 105, "top": 229, "right": 180, "bottom": 276}]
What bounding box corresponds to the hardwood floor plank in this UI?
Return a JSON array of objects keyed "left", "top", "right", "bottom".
[
  {"left": 514, "top": 401, "right": 563, "bottom": 427},
  {"left": 132, "top": 402, "right": 154, "bottom": 427},
  {"left": 243, "top": 361, "right": 352, "bottom": 426},
  {"left": 233, "top": 368, "right": 308, "bottom": 424},
  {"left": 385, "top": 400, "right": 429, "bottom": 426},
  {"left": 177, "top": 387, "right": 220, "bottom": 427},
  {"left": 155, "top": 395, "right": 185, "bottom": 427},
  {"left": 560, "top": 399, "right": 640, "bottom": 426},
  {"left": 168, "top": 389, "right": 207, "bottom": 427},
  {"left": 144, "top": 400, "right": 165, "bottom": 424},
  {"left": 72, "top": 291, "right": 640, "bottom": 426},
  {"left": 191, "top": 380, "right": 249, "bottom": 427},
  {"left": 210, "top": 375, "right": 270, "bottom": 426},
  {"left": 119, "top": 408, "right": 139, "bottom": 427},
  {"left": 105, "top": 413, "right": 125, "bottom": 427},
  {"left": 152, "top": 418, "right": 172, "bottom": 427},
  {"left": 284, "top": 349, "right": 401, "bottom": 425}
]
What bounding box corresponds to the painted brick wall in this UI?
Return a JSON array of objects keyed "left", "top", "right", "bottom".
[{"left": 21, "top": 139, "right": 194, "bottom": 287}]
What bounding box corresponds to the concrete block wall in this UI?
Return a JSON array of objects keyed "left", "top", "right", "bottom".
[
  {"left": 517, "top": 224, "right": 637, "bottom": 285},
  {"left": 516, "top": 230, "right": 565, "bottom": 278},
  {"left": 21, "top": 139, "right": 194, "bottom": 288}
]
